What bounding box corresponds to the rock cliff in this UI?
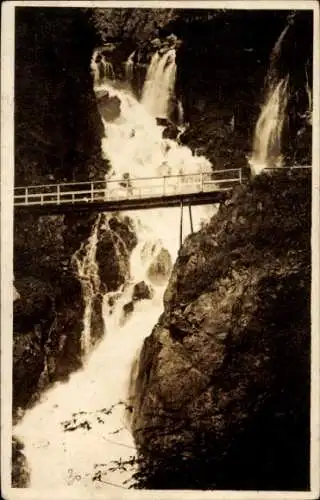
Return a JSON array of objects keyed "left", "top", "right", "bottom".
[
  {"left": 13, "top": 8, "right": 108, "bottom": 416},
  {"left": 131, "top": 169, "right": 311, "bottom": 490}
]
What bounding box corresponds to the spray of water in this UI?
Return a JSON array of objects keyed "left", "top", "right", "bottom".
[{"left": 13, "top": 50, "right": 217, "bottom": 494}]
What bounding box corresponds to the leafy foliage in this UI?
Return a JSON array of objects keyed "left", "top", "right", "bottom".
[
  {"left": 61, "top": 401, "right": 132, "bottom": 432},
  {"left": 90, "top": 8, "right": 178, "bottom": 43}
]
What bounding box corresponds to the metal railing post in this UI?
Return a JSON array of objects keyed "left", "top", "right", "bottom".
[
  {"left": 57, "top": 185, "right": 60, "bottom": 204},
  {"left": 163, "top": 176, "right": 166, "bottom": 196},
  {"left": 25, "top": 187, "right": 28, "bottom": 205},
  {"left": 200, "top": 172, "right": 204, "bottom": 191},
  {"left": 91, "top": 182, "right": 94, "bottom": 202},
  {"left": 239, "top": 168, "right": 242, "bottom": 184}
]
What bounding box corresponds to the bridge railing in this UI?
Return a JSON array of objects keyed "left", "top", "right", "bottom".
[{"left": 14, "top": 168, "right": 242, "bottom": 207}]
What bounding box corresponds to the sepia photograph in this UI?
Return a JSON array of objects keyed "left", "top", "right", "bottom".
[{"left": 1, "top": 1, "right": 319, "bottom": 498}]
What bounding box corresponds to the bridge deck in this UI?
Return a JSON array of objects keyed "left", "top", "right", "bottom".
[{"left": 14, "top": 169, "right": 242, "bottom": 214}]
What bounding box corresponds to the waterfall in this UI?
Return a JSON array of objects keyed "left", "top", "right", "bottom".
[
  {"left": 141, "top": 49, "right": 177, "bottom": 119},
  {"left": 305, "top": 65, "right": 312, "bottom": 125},
  {"left": 249, "top": 77, "right": 289, "bottom": 175},
  {"left": 177, "top": 99, "right": 185, "bottom": 125},
  {"left": 91, "top": 50, "right": 115, "bottom": 86},
  {"left": 125, "top": 51, "right": 135, "bottom": 84},
  {"left": 13, "top": 55, "right": 217, "bottom": 494},
  {"left": 249, "top": 24, "right": 290, "bottom": 176},
  {"left": 71, "top": 214, "right": 101, "bottom": 355}
]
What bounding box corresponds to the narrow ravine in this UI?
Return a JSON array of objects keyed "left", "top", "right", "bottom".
[
  {"left": 13, "top": 46, "right": 216, "bottom": 494},
  {"left": 11, "top": 8, "right": 313, "bottom": 495}
]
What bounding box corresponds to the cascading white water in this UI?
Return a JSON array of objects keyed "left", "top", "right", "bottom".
[
  {"left": 14, "top": 227, "right": 169, "bottom": 493},
  {"left": 177, "top": 99, "right": 185, "bottom": 125},
  {"left": 13, "top": 53, "right": 217, "bottom": 494},
  {"left": 91, "top": 50, "right": 115, "bottom": 86},
  {"left": 249, "top": 76, "right": 289, "bottom": 175},
  {"left": 71, "top": 214, "right": 101, "bottom": 355},
  {"left": 125, "top": 51, "right": 135, "bottom": 84},
  {"left": 249, "top": 24, "right": 290, "bottom": 176},
  {"left": 141, "top": 48, "right": 177, "bottom": 119}
]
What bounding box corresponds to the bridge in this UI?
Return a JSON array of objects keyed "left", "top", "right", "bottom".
[{"left": 14, "top": 168, "right": 243, "bottom": 215}]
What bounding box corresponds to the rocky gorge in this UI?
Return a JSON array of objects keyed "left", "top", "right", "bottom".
[{"left": 12, "top": 6, "right": 313, "bottom": 492}]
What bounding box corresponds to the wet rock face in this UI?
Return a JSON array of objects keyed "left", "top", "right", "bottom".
[
  {"left": 147, "top": 248, "right": 173, "bottom": 285},
  {"left": 96, "top": 230, "right": 129, "bottom": 292},
  {"left": 109, "top": 216, "right": 138, "bottom": 252},
  {"left": 13, "top": 213, "right": 95, "bottom": 415},
  {"left": 132, "top": 170, "right": 311, "bottom": 490},
  {"left": 96, "top": 214, "right": 138, "bottom": 293}
]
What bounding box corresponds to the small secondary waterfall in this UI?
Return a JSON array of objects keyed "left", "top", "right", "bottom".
[
  {"left": 249, "top": 25, "right": 290, "bottom": 176},
  {"left": 141, "top": 48, "right": 177, "bottom": 119},
  {"left": 305, "top": 65, "right": 312, "bottom": 125},
  {"left": 91, "top": 50, "right": 115, "bottom": 87},
  {"left": 71, "top": 214, "right": 101, "bottom": 355},
  {"left": 125, "top": 51, "right": 135, "bottom": 84},
  {"left": 13, "top": 49, "right": 216, "bottom": 494},
  {"left": 250, "top": 77, "right": 289, "bottom": 175}
]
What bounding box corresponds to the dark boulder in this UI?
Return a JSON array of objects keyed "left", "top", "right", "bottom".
[
  {"left": 122, "top": 301, "right": 135, "bottom": 325},
  {"left": 156, "top": 117, "right": 171, "bottom": 127},
  {"left": 97, "top": 92, "right": 121, "bottom": 122},
  {"left": 132, "top": 281, "right": 154, "bottom": 301},
  {"left": 162, "top": 122, "right": 180, "bottom": 140}
]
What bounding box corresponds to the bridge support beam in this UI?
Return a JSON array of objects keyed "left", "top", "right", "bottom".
[
  {"left": 180, "top": 200, "right": 183, "bottom": 248},
  {"left": 189, "top": 204, "right": 194, "bottom": 233}
]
